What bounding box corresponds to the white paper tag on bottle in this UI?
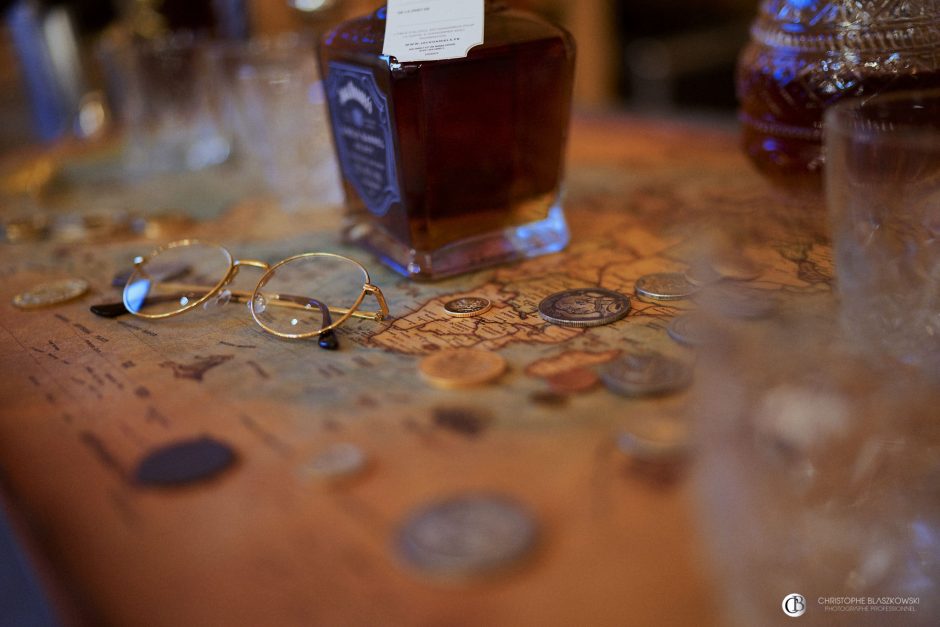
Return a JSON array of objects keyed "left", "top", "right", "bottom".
[{"left": 383, "top": 0, "right": 484, "bottom": 63}]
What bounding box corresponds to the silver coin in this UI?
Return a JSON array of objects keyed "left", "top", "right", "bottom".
[
  {"left": 538, "top": 288, "right": 630, "bottom": 328},
  {"left": 683, "top": 264, "right": 722, "bottom": 287},
  {"left": 667, "top": 312, "right": 715, "bottom": 347},
  {"left": 443, "top": 296, "right": 492, "bottom": 317},
  {"left": 12, "top": 278, "right": 89, "bottom": 309},
  {"left": 693, "top": 283, "right": 778, "bottom": 320},
  {"left": 600, "top": 352, "right": 692, "bottom": 397},
  {"left": 634, "top": 272, "right": 697, "bottom": 301},
  {"left": 303, "top": 443, "right": 367, "bottom": 481},
  {"left": 397, "top": 493, "right": 538, "bottom": 579}
]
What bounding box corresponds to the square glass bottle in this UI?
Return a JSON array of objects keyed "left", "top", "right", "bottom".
[{"left": 319, "top": 1, "right": 575, "bottom": 280}]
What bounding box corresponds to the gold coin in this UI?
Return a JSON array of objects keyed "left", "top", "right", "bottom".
[
  {"left": 13, "top": 278, "right": 89, "bottom": 309},
  {"left": 443, "top": 296, "right": 492, "bottom": 318},
  {"left": 419, "top": 348, "right": 507, "bottom": 389}
]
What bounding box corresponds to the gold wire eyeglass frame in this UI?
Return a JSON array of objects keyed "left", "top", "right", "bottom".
[{"left": 124, "top": 239, "right": 389, "bottom": 340}]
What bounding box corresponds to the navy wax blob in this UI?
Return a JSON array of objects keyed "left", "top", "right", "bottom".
[{"left": 135, "top": 436, "right": 237, "bottom": 487}]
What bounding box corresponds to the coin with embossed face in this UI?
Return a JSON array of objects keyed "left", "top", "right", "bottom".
[
  {"left": 538, "top": 288, "right": 630, "bottom": 328},
  {"left": 634, "top": 272, "right": 698, "bottom": 301},
  {"left": 601, "top": 352, "right": 692, "bottom": 397},
  {"left": 419, "top": 348, "right": 507, "bottom": 389},
  {"left": 12, "top": 278, "right": 89, "bottom": 309},
  {"left": 396, "top": 493, "right": 538, "bottom": 579},
  {"left": 443, "top": 296, "right": 492, "bottom": 317}
]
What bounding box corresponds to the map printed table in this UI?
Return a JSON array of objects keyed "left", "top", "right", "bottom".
[{"left": 0, "top": 115, "right": 832, "bottom": 626}]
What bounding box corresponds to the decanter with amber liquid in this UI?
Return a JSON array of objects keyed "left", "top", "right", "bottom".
[
  {"left": 319, "top": 1, "right": 575, "bottom": 279},
  {"left": 737, "top": 0, "right": 940, "bottom": 190}
]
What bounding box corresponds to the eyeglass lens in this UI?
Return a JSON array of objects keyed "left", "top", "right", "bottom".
[
  {"left": 252, "top": 254, "right": 367, "bottom": 335},
  {"left": 124, "top": 242, "right": 232, "bottom": 316}
]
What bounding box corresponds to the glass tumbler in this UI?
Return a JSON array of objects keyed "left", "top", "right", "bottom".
[
  {"left": 692, "top": 320, "right": 939, "bottom": 627},
  {"left": 211, "top": 36, "right": 342, "bottom": 213},
  {"left": 825, "top": 89, "right": 940, "bottom": 372},
  {"left": 100, "top": 32, "right": 232, "bottom": 176}
]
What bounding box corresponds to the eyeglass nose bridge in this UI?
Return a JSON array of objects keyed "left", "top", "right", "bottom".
[
  {"left": 234, "top": 259, "right": 270, "bottom": 271},
  {"left": 225, "top": 258, "right": 271, "bottom": 284}
]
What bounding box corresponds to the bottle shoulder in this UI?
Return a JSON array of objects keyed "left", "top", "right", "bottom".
[{"left": 320, "top": 5, "right": 573, "bottom": 60}]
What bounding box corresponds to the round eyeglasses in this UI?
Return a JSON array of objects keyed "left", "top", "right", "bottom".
[{"left": 115, "top": 239, "right": 388, "bottom": 340}]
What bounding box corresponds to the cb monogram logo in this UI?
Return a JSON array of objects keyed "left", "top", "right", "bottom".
[{"left": 782, "top": 593, "right": 807, "bottom": 618}]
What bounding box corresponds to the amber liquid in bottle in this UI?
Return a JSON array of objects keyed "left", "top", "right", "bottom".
[
  {"left": 739, "top": 59, "right": 940, "bottom": 189},
  {"left": 319, "top": 1, "right": 575, "bottom": 279}
]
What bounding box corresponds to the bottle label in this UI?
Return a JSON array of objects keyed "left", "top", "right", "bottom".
[
  {"left": 383, "top": 0, "right": 484, "bottom": 63},
  {"left": 324, "top": 62, "right": 401, "bottom": 217}
]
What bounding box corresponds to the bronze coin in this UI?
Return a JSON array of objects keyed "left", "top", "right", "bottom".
[{"left": 545, "top": 367, "right": 600, "bottom": 394}]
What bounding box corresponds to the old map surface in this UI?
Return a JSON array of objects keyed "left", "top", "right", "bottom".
[{"left": 0, "top": 116, "right": 832, "bottom": 626}]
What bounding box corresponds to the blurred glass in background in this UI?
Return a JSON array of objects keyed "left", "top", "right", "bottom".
[
  {"left": 693, "top": 316, "right": 939, "bottom": 626},
  {"left": 210, "top": 34, "right": 341, "bottom": 211}
]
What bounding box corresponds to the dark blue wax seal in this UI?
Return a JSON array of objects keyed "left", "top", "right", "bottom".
[{"left": 134, "top": 436, "right": 237, "bottom": 487}]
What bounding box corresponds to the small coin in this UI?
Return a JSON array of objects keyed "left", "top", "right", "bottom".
[
  {"left": 694, "top": 283, "right": 778, "bottom": 320},
  {"left": 711, "top": 255, "right": 763, "bottom": 282},
  {"left": 667, "top": 312, "right": 715, "bottom": 347},
  {"left": 134, "top": 436, "right": 237, "bottom": 487},
  {"left": 545, "top": 367, "right": 600, "bottom": 394},
  {"left": 617, "top": 432, "right": 689, "bottom": 464},
  {"left": 683, "top": 264, "right": 722, "bottom": 287},
  {"left": 12, "top": 278, "right": 89, "bottom": 309},
  {"left": 1, "top": 215, "right": 49, "bottom": 243},
  {"left": 303, "top": 443, "right": 367, "bottom": 481},
  {"left": 685, "top": 256, "right": 763, "bottom": 285},
  {"left": 634, "top": 272, "right": 698, "bottom": 301},
  {"left": 419, "top": 348, "right": 507, "bottom": 389},
  {"left": 131, "top": 213, "right": 196, "bottom": 239},
  {"left": 538, "top": 288, "right": 630, "bottom": 328},
  {"left": 617, "top": 422, "right": 691, "bottom": 464},
  {"left": 443, "top": 296, "right": 492, "bottom": 317},
  {"left": 396, "top": 493, "right": 538, "bottom": 579},
  {"left": 600, "top": 352, "right": 692, "bottom": 398}
]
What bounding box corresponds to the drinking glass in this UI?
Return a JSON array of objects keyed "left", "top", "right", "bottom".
[
  {"left": 692, "top": 320, "right": 939, "bottom": 626},
  {"left": 211, "top": 36, "right": 342, "bottom": 213},
  {"left": 825, "top": 89, "right": 940, "bottom": 373},
  {"left": 99, "top": 32, "right": 232, "bottom": 175}
]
